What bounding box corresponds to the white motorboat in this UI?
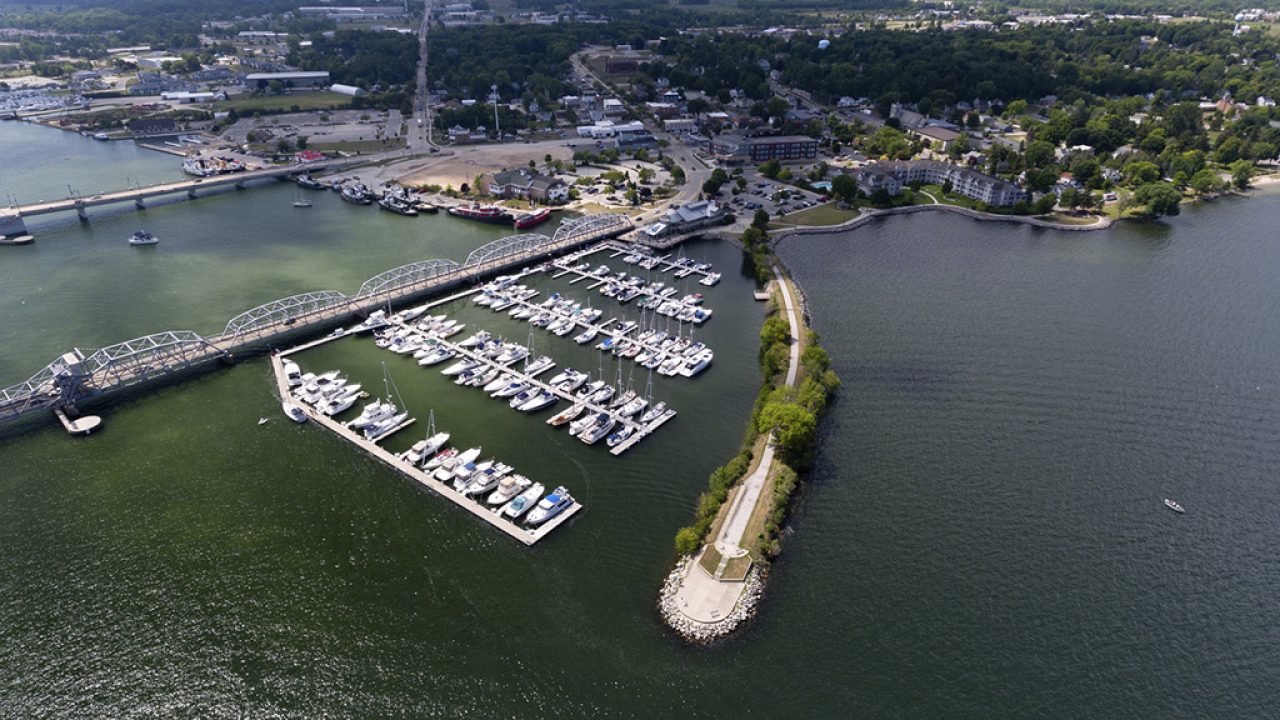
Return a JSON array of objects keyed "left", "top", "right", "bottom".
[
  {"left": 548, "top": 403, "right": 586, "bottom": 427},
  {"left": 417, "top": 347, "right": 455, "bottom": 366},
  {"left": 424, "top": 447, "right": 458, "bottom": 471},
  {"left": 468, "top": 367, "right": 500, "bottom": 387},
  {"left": 402, "top": 431, "right": 451, "bottom": 466},
  {"left": 658, "top": 355, "right": 684, "bottom": 376},
  {"left": 487, "top": 474, "right": 532, "bottom": 505},
  {"left": 451, "top": 460, "right": 488, "bottom": 491},
  {"left": 700, "top": 272, "right": 721, "bottom": 287},
  {"left": 575, "top": 380, "right": 606, "bottom": 401},
  {"left": 618, "top": 395, "right": 648, "bottom": 417},
  {"left": 606, "top": 425, "right": 635, "bottom": 448},
  {"left": 349, "top": 309, "right": 390, "bottom": 334},
  {"left": 348, "top": 400, "right": 397, "bottom": 430},
  {"left": 517, "top": 391, "right": 557, "bottom": 413},
  {"left": 283, "top": 359, "right": 303, "bottom": 387},
  {"left": 395, "top": 305, "right": 430, "bottom": 324},
  {"left": 364, "top": 412, "right": 408, "bottom": 441},
  {"left": 281, "top": 400, "right": 307, "bottom": 423},
  {"left": 609, "top": 390, "right": 636, "bottom": 410},
  {"left": 496, "top": 346, "right": 528, "bottom": 364},
  {"left": 458, "top": 330, "right": 492, "bottom": 348},
  {"left": 440, "top": 359, "right": 479, "bottom": 377},
  {"left": 559, "top": 372, "right": 589, "bottom": 392},
  {"left": 128, "top": 229, "right": 159, "bottom": 246},
  {"left": 573, "top": 328, "right": 600, "bottom": 346},
  {"left": 570, "top": 412, "right": 608, "bottom": 438},
  {"left": 679, "top": 351, "right": 713, "bottom": 377},
  {"left": 491, "top": 380, "right": 530, "bottom": 399},
  {"left": 524, "top": 356, "right": 555, "bottom": 376},
  {"left": 640, "top": 401, "right": 668, "bottom": 424},
  {"left": 320, "top": 388, "right": 362, "bottom": 416},
  {"left": 589, "top": 385, "right": 616, "bottom": 405},
  {"left": 502, "top": 482, "right": 545, "bottom": 519},
  {"left": 434, "top": 446, "right": 481, "bottom": 481},
  {"left": 465, "top": 462, "right": 512, "bottom": 496},
  {"left": 580, "top": 416, "right": 616, "bottom": 445},
  {"left": 508, "top": 389, "right": 537, "bottom": 409},
  {"left": 484, "top": 373, "right": 517, "bottom": 394},
  {"left": 547, "top": 368, "right": 577, "bottom": 386},
  {"left": 526, "top": 486, "right": 574, "bottom": 525},
  {"left": 301, "top": 370, "right": 340, "bottom": 395},
  {"left": 552, "top": 321, "right": 576, "bottom": 337},
  {"left": 1164, "top": 498, "right": 1185, "bottom": 513}
]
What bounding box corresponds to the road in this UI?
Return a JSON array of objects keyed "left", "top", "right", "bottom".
[{"left": 408, "top": 0, "right": 435, "bottom": 150}]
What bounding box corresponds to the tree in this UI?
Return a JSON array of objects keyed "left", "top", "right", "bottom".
[
  {"left": 766, "top": 96, "right": 790, "bottom": 120},
  {"left": 1123, "top": 161, "right": 1161, "bottom": 188},
  {"left": 757, "top": 401, "right": 817, "bottom": 462},
  {"left": 752, "top": 208, "right": 770, "bottom": 229},
  {"left": 1025, "top": 140, "right": 1055, "bottom": 169},
  {"left": 759, "top": 159, "right": 782, "bottom": 179},
  {"left": 1132, "top": 182, "right": 1181, "bottom": 218},
  {"left": 831, "top": 173, "right": 857, "bottom": 202},
  {"left": 296, "top": 136, "right": 308, "bottom": 150},
  {"left": 1231, "top": 160, "right": 1253, "bottom": 190},
  {"left": 1189, "top": 169, "right": 1223, "bottom": 195}
]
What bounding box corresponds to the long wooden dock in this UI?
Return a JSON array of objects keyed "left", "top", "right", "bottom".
[{"left": 269, "top": 352, "right": 580, "bottom": 546}]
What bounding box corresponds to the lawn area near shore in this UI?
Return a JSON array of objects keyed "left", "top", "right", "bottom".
[
  {"left": 769, "top": 203, "right": 860, "bottom": 228},
  {"left": 215, "top": 92, "right": 352, "bottom": 113}
]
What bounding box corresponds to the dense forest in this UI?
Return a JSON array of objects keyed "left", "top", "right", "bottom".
[
  {"left": 289, "top": 30, "right": 419, "bottom": 89},
  {"left": 429, "top": 21, "right": 657, "bottom": 103}
]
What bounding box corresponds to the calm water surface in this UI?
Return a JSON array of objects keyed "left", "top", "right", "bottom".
[{"left": 3, "top": 123, "right": 1279, "bottom": 716}]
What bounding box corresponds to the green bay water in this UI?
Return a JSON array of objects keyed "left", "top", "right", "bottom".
[{"left": 4, "top": 122, "right": 1280, "bottom": 716}]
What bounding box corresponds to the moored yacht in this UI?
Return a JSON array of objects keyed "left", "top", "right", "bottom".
[
  {"left": 502, "top": 482, "right": 545, "bottom": 519},
  {"left": 281, "top": 400, "right": 308, "bottom": 423},
  {"left": 401, "top": 431, "right": 451, "bottom": 466},
  {"left": 526, "top": 486, "right": 574, "bottom": 525},
  {"left": 283, "top": 359, "right": 303, "bottom": 387},
  {"left": 487, "top": 474, "right": 532, "bottom": 506}
]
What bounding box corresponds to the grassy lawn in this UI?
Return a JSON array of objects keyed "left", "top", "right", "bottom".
[
  {"left": 769, "top": 202, "right": 859, "bottom": 228},
  {"left": 1046, "top": 212, "right": 1105, "bottom": 225},
  {"left": 308, "top": 138, "right": 405, "bottom": 154},
  {"left": 721, "top": 554, "right": 753, "bottom": 582},
  {"left": 215, "top": 92, "right": 351, "bottom": 113},
  {"left": 698, "top": 544, "right": 723, "bottom": 576},
  {"left": 921, "top": 184, "right": 983, "bottom": 209}
]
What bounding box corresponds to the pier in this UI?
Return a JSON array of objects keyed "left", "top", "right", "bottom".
[
  {"left": 268, "top": 353, "right": 580, "bottom": 546},
  {"left": 0, "top": 214, "right": 633, "bottom": 433}
]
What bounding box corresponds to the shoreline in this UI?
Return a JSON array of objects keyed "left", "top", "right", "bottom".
[{"left": 770, "top": 202, "right": 1113, "bottom": 243}]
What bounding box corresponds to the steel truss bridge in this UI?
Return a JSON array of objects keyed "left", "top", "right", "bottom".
[{"left": 0, "top": 213, "right": 632, "bottom": 426}]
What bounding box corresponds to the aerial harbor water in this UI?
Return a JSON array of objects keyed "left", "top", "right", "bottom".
[{"left": 4, "top": 123, "right": 1280, "bottom": 716}]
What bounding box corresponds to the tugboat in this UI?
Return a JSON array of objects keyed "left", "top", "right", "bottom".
[
  {"left": 378, "top": 187, "right": 419, "bottom": 216},
  {"left": 128, "top": 229, "right": 159, "bottom": 246},
  {"left": 514, "top": 207, "right": 552, "bottom": 229},
  {"left": 295, "top": 174, "right": 325, "bottom": 190},
  {"left": 340, "top": 181, "right": 374, "bottom": 205},
  {"left": 447, "top": 203, "right": 514, "bottom": 225}
]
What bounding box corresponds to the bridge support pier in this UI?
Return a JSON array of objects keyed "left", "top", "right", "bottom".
[
  {"left": 235, "top": 182, "right": 246, "bottom": 190},
  {"left": 134, "top": 198, "right": 146, "bottom": 210},
  {"left": 77, "top": 206, "right": 89, "bottom": 222},
  {"left": 187, "top": 189, "right": 198, "bottom": 199}
]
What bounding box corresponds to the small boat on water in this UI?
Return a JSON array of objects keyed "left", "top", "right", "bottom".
[
  {"left": 1164, "top": 498, "right": 1185, "bottom": 514},
  {"left": 129, "top": 230, "right": 158, "bottom": 246},
  {"left": 448, "top": 203, "right": 514, "bottom": 225},
  {"left": 296, "top": 174, "right": 325, "bottom": 190}
]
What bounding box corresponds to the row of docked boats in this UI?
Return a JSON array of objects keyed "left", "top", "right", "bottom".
[
  {"left": 473, "top": 279, "right": 713, "bottom": 379},
  {"left": 615, "top": 246, "right": 721, "bottom": 286},
  {"left": 551, "top": 259, "right": 714, "bottom": 324},
  {"left": 297, "top": 174, "right": 440, "bottom": 215},
  {"left": 446, "top": 203, "right": 552, "bottom": 229},
  {"left": 396, "top": 426, "right": 575, "bottom": 525}
]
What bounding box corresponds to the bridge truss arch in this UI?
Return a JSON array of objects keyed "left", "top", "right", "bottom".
[
  {"left": 83, "top": 330, "right": 222, "bottom": 391},
  {"left": 222, "top": 290, "right": 351, "bottom": 341},
  {"left": 464, "top": 233, "right": 553, "bottom": 269},
  {"left": 553, "top": 213, "right": 632, "bottom": 245},
  {"left": 356, "top": 258, "right": 460, "bottom": 300}
]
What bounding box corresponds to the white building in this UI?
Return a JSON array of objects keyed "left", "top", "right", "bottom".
[{"left": 136, "top": 55, "right": 182, "bottom": 71}]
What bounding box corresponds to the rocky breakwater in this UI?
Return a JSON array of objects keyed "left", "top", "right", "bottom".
[{"left": 658, "top": 556, "right": 767, "bottom": 643}]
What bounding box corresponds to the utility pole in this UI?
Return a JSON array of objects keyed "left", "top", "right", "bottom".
[{"left": 491, "top": 84, "right": 500, "bottom": 141}]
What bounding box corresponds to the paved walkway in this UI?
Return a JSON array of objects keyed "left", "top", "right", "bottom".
[{"left": 669, "top": 267, "right": 803, "bottom": 625}]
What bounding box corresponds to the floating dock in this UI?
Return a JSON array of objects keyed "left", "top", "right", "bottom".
[{"left": 270, "top": 352, "right": 580, "bottom": 546}]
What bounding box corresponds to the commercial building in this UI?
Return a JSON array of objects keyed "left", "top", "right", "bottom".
[
  {"left": 483, "top": 168, "right": 569, "bottom": 204},
  {"left": 642, "top": 200, "right": 731, "bottom": 238},
  {"left": 244, "top": 71, "right": 331, "bottom": 89},
  {"left": 708, "top": 134, "right": 819, "bottom": 164}
]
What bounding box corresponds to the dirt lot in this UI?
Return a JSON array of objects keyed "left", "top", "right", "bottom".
[{"left": 392, "top": 140, "right": 575, "bottom": 189}]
